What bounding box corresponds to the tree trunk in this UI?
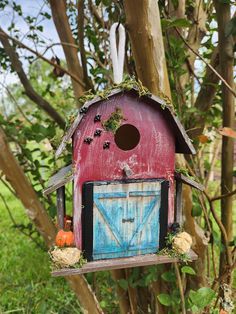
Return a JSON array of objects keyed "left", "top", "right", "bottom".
[
  {"left": 124, "top": 1, "right": 209, "bottom": 311},
  {"left": 124, "top": 0, "right": 171, "bottom": 98},
  {"left": 111, "top": 270, "right": 132, "bottom": 314},
  {"left": 49, "top": 0, "right": 85, "bottom": 101},
  {"left": 0, "top": 127, "right": 103, "bottom": 314},
  {"left": 214, "top": 0, "right": 235, "bottom": 283}
]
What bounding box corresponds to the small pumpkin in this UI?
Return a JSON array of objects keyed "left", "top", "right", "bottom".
[{"left": 55, "top": 229, "right": 74, "bottom": 247}]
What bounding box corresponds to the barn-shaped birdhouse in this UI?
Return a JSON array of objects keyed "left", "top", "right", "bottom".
[{"left": 45, "top": 88, "right": 203, "bottom": 276}]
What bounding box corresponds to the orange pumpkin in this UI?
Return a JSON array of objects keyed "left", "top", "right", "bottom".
[{"left": 55, "top": 229, "right": 75, "bottom": 247}]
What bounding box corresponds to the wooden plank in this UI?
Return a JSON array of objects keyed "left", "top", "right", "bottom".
[
  {"left": 175, "top": 181, "right": 183, "bottom": 224},
  {"left": 52, "top": 250, "right": 198, "bottom": 277},
  {"left": 43, "top": 164, "right": 73, "bottom": 195},
  {"left": 174, "top": 172, "right": 204, "bottom": 191},
  {"left": 57, "top": 186, "right": 65, "bottom": 229},
  {"left": 55, "top": 88, "right": 196, "bottom": 157}
]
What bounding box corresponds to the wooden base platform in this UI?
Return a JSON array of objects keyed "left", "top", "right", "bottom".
[{"left": 52, "top": 250, "right": 197, "bottom": 277}]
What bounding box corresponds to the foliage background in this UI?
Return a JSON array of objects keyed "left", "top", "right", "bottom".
[{"left": 0, "top": 0, "right": 235, "bottom": 313}]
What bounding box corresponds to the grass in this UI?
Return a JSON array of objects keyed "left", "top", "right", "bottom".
[
  {"left": 0, "top": 182, "right": 82, "bottom": 314},
  {"left": 0, "top": 182, "right": 119, "bottom": 314}
]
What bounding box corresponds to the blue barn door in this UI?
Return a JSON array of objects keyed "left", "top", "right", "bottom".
[{"left": 82, "top": 180, "right": 168, "bottom": 261}]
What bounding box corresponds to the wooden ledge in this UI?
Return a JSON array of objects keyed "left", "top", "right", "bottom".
[
  {"left": 52, "top": 250, "right": 198, "bottom": 277},
  {"left": 43, "top": 164, "right": 73, "bottom": 195},
  {"left": 174, "top": 172, "right": 204, "bottom": 191}
]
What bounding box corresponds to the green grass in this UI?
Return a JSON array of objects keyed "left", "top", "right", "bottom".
[
  {"left": 0, "top": 183, "right": 82, "bottom": 314},
  {"left": 0, "top": 182, "right": 119, "bottom": 314}
]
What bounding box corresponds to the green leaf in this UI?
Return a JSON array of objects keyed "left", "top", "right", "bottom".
[
  {"left": 188, "top": 287, "right": 216, "bottom": 309},
  {"left": 181, "top": 266, "right": 196, "bottom": 275},
  {"left": 163, "top": 18, "right": 191, "bottom": 29},
  {"left": 157, "top": 294, "right": 172, "bottom": 306},
  {"left": 191, "top": 205, "right": 202, "bottom": 217},
  {"left": 100, "top": 300, "right": 107, "bottom": 308},
  {"left": 161, "top": 271, "right": 176, "bottom": 282},
  {"left": 118, "top": 279, "right": 128, "bottom": 290}
]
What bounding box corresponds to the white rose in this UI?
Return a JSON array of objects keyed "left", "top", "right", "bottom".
[{"left": 172, "top": 232, "right": 192, "bottom": 254}]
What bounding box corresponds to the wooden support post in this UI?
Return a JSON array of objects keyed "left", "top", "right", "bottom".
[
  {"left": 57, "top": 186, "right": 66, "bottom": 229},
  {"left": 175, "top": 181, "right": 183, "bottom": 224}
]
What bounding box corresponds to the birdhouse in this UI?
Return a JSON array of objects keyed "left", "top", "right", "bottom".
[{"left": 44, "top": 88, "right": 203, "bottom": 276}]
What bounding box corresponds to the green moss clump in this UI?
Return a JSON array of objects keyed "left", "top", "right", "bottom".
[
  {"left": 76, "top": 76, "right": 173, "bottom": 107},
  {"left": 175, "top": 167, "right": 196, "bottom": 181},
  {"left": 102, "top": 107, "right": 125, "bottom": 133}
]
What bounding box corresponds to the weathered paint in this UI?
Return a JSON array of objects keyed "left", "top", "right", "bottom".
[
  {"left": 73, "top": 92, "right": 175, "bottom": 249},
  {"left": 92, "top": 181, "right": 161, "bottom": 259}
]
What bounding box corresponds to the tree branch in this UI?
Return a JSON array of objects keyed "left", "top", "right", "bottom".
[
  {"left": 0, "top": 29, "right": 86, "bottom": 90},
  {"left": 88, "top": 0, "right": 108, "bottom": 27},
  {"left": 0, "top": 29, "right": 66, "bottom": 129},
  {"left": 175, "top": 27, "right": 236, "bottom": 97},
  {"left": 214, "top": 0, "right": 235, "bottom": 283},
  {"left": 78, "top": 0, "right": 93, "bottom": 90},
  {"left": 174, "top": 263, "right": 186, "bottom": 314},
  {"left": 204, "top": 191, "right": 232, "bottom": 268},
  {"left": 49, "top": 0, "right": 85, "bottom": 100},
  {"left": 187, "top": 47, "right": 220, "bottom": 138}
]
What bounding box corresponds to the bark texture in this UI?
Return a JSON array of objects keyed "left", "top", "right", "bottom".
[
  {"left": 49, "top": 0, "right": 85, "bottom": 100},
  {"left": 111, "top": 270, "right": 131, "bottom": 314},
  {"left": 214, "top": 0, "right": 235, "bottom": 281},
  {"left": 124, "top": 0, "right": 171, "bottom": 98}
]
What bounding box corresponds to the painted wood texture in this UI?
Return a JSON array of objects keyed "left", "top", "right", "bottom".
[
  {"left": 43, "top": 164, "right": 73, "bottom": 195},
  {"left": 57, "top": 186, "right": 66, "bottom": 229},
  {"left": 51, "top": 250, "right": 198, "bottom": 277},
  {"left": 73, "top": 92, "right": 176, "bottom": 248},
  {"left": 174, "top": 172, "right": 204, "bottom": 191},
  {"left": 56, "top": 88, "right": 196, "bottom": 157},
  {"left": 175, "top": 181, "right": 183, "bottom": 224},
  {"left": 92, "top": 181, "right": 161, "bottom": 259}
]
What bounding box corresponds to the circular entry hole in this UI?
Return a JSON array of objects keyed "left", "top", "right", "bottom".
[{"left": 114, "top": 124, "right": 140, "bottom": 151}]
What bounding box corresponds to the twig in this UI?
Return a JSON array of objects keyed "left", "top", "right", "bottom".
[
  {"left": 175, "top": 27, "right": 236, "bottom": 98},
  {"left": 174, "top": 262, "right": 186, "bottom": 314},
  {"left": 41, "top": 42, "right": 81, "bottom": 56},
  {"left": 0, "top": 82, "right": 33, "bottom": 125},
  {"left": 205, "top": 139, "right": 221, "bottom": 188},
  {"left": 88, "top": 0, "right": 108, "bottom": 28},
  {"left": 0, "top": 29, "right": 86, "bottom": 89},
  {"left": 211, "top": 242, "right": 217, "bottom": 279},
  {"left": 212, "top": 260, "right": 236, "bottom": 290},
  {"left": 0, "top": 177, "right": 17, "bottom": 197},
  {"left": 204, "top": 191, "right": 232, "bottom": 268},
  {"left": 211, "top": 188, "right": 236, "bottom": 202}
]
